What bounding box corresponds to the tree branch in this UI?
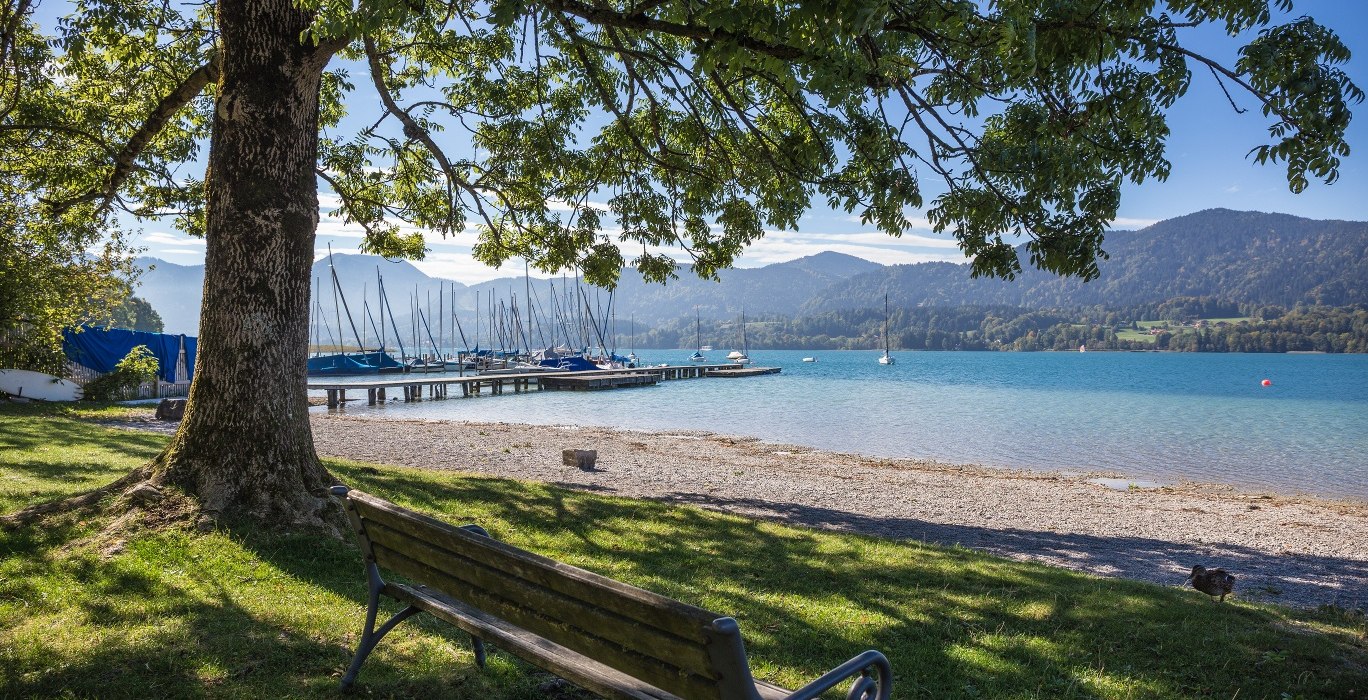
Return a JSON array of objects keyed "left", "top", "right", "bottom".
[
  {"left": 46, "top": 55, "right": 221, "bottom": 214},
  {"left": 541, "top": 0, "right": 805, "bottom": 60},
  {"left": 363, "top": 34, "right": 495, "bottom": 234}
]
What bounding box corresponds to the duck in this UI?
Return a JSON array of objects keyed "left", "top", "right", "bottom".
[{"left": 1185, "top": 565, "right": 1235, "bottom": 602}]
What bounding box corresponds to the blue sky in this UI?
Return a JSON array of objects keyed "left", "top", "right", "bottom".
[{"left": 37, "top": 1, "right": 1368, "bottom": 282}]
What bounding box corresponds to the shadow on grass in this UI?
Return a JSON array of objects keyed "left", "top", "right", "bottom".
[
  {"left": 2, "top": 425, "right": 1363, "bottom": 699},
  {"left": 660, "top": 491, "right": 1368, "bottom": 613},
  {"left": 0, "top": 513, "right": 553, "bottom": 699},
  {"left": 324, "top": 464, "right": 1368, "bottom": 698}
]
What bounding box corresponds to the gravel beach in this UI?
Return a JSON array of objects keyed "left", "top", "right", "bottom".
[{"left": 307, "top": 412, "right": 1368, "bottom": 612}]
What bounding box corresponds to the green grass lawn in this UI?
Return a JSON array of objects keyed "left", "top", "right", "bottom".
[
  {"left": 1113, "top": 329, "right": 1158, "bottom": 344},
  {"left": 2, "top": 403, "right": 1365, "bottom": 698}
]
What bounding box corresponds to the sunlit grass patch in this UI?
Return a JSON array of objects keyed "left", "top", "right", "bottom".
[{"left": 1, "top": 402, "right": 1364, "bottom": 698}]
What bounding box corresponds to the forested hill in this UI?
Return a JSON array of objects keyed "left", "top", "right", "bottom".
[
  {"left": 802, "top": 209, "right": 1368, "bottom": 313},
  {"left": 133, "top": 210, "right": 1367, "bottom": 335}
]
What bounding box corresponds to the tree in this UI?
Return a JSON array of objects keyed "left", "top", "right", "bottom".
[
  {"left": 0, "top": 200, "right": 136, "bottom": 375},
  {"left": 110, "top": 296, "right": 165, "bottom": 332},
  {"left": 2, "top": 0, "right": 1360, "bottom": 527}
]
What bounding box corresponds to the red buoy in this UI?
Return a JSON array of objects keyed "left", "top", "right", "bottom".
[{"left": 1261, "top": 379, "right": 1272, "bottom": 387}]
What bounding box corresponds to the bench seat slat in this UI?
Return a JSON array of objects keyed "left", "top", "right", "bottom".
[
  {"left": 364, "top": 519, "right": 719, "bottom": 680},
  {"left": 372, "top": 543, "right": 723, "bottom": 700},
  {"left": 350, "top": 492, "right": 716, "bottom": 642},
  {"left": 386, "top": 582, "right": 685, "bottom": 700},
  {"left": 753, "top": 679, "right": 791, "bottom": 700}
]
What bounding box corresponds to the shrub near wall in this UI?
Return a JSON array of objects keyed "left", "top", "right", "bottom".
[{"left": 82, "top": 345, "right": 159, "bottom": 401}]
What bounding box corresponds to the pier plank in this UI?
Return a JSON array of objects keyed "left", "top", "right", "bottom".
[{"left": 308, "top": 364, "right": 752, "bottom": 405}]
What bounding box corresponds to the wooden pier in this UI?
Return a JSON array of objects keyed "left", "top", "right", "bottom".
[
  {"left": 539, "top": 372, "right": 660, "bottom": 391},
  {"left": 308, "top": 363, "right": 779, "bottom": 408},
  {"left": 704, "top": 366, "right": 783, "bottom": 378}
]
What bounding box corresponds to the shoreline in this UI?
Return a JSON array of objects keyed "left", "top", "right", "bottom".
[{"left": 306, "top": 412, "right": 1368, "bottom": 612}]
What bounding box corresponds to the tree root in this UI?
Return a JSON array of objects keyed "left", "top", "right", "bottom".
[
  {"left": 1, "top": 466, "right": 151, "bottom": 528},
  {"left": 4, "top": 463, "right": 349, "bottom": 538}
]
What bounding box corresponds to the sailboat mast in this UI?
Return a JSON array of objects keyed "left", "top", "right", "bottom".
[
  {"left": 377, "top": 268, "right": 385, "bottom": 354},
  {"left": 332, "top": 265, "right": 343, "bottom": 353},
  {"left": 312, "top": 277, "right": 320, "bottom": 356},
  {"left": 884, "top": 293, "right": 890, "bottom": 355}
]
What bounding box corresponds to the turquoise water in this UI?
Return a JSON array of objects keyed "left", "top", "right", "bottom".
[{"left": 320, "top": 350, "right": 1368, "bottom": 502}]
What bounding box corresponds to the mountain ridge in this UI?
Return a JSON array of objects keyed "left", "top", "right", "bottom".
[{"left": 132, "top": 209, "right": 1368, "bottom": 335}]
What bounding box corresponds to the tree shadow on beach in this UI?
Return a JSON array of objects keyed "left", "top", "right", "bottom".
[
  {"left": 5, "top": 450, "right": 1365, "bottom": 699},
  {"left": 317, "top": 464, "right": 1368, "bottom": 697},
  {"left": 660, "top": 491, "right": 1368, "bottom": 612}
]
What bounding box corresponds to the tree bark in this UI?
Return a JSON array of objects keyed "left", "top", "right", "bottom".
[{"left": 150, "top": 0, "right": 337, "bottom": 527}]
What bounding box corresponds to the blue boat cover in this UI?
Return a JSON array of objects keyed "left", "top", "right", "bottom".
[
  {"left": 307, "top": 351, "right": 404, "bottom": 375},
  {"left": 62, "top": 325, "right": 193, "bottom": 383},
  {"left": 539, "top": 356, "right": 598, "bottom": 371}
]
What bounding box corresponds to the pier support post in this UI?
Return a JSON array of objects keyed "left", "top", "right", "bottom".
[
  {"left": 377, "top": 387, "right": 386, "bottom": 402},
  {"left": 326, "top": 389, "right": 338, "bottom": 409},
  {"left": 367, "top": 388, "right": 376, "bottom": 406}
]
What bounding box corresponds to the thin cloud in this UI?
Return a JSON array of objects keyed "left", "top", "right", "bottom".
[
  {"left": 140, "top": 231, "right": 205, "bottom": 247},
  {"left": 1110, "top": 217, "right": 1160, "bottom": 229},
  {"left": 767, "top": 229, "right": 961, "bottom": 250}
]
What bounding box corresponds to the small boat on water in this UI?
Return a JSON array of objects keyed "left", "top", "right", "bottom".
[
  {"left": 730, "top": 311, "right": 752, "bottom": 365},
  {"left": 802, "top": 357, "right": 816, "bottom": 363},
  {"left": 878, "top": 293, "right": 895, "bottom": 365},
  {"left": 689, "top": 310, "right": 708, "bottom": 362},
  {"left": 308, "top": 350, "right": 406, "bottom": 376}
]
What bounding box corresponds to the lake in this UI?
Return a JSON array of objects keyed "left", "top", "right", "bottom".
[{"left": 315, "top": 350, "right": 1368, "bottom": 502}]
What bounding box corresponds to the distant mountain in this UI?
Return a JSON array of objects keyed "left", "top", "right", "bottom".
[
  {"left": 801, "top": 209, "right": 1368, "bottom": 313},
  {"left": 132, "top": 257, "right": 205, "bottom": 335},
  {"left": 134, "top": 209, "right": 1368, "bottom": 337},
  {"left": 133, "top": 251, "right": 883, "bottom": 335},
  {"left": 584, "top": 252, "right": 885, "bottom": 323},
  {"left": 135, "top": 254, "right": 464, "bottom": 336}
]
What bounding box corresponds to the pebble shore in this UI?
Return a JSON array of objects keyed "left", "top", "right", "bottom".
[{"left": 310, "top": 413, "right": 1368, "bottom": 611}]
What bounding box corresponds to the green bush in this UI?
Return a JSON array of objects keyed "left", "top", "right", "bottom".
[{"left": 82, "top": 345, "right": 159, "bottom": 401}]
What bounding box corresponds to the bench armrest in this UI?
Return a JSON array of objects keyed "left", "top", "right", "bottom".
[{"left": 782, "top": 649, "right": 891, "bottom": 700}]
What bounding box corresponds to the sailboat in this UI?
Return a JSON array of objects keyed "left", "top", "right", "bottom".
[
  {"left": 307, "top": 251, "right": 405, "bottom": 376},
  {"left": 878, "top": 293, "right": 896, "bottom": 365},
  {"left": 729, "top": 311, "right": 752, "bottom": 365},
  {"left": 689, "top": 310, "right": 706, "bottom": 362}
]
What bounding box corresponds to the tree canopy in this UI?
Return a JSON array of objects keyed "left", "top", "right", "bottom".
[
  {"left": 0, "top": 195, "right": 135, "bottom": 373},
  {"left": 2, "top": 0, "right": 1360, "bottom": 527},
  {"left": 6, "top": 0, "right": 1360, "bottom": 285}
]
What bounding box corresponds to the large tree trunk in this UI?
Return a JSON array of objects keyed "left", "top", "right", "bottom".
[{"left": 150, "top": 0, "right": 336, "bottom": 527}]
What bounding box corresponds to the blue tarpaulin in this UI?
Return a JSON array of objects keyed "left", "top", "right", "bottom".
[
  {"left": 62, "top": 326, "right": 195, "bottom": 383},
  {"left": 183, "top": 336, "right": 196, "bottom": 380}
]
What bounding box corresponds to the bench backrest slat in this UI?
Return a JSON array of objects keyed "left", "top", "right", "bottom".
[
  {"left": 366, "top": 519, "right": 721, "bottom": 682},
  {"left": 347, "top": 491, "right": 730, "bottom": 700}
]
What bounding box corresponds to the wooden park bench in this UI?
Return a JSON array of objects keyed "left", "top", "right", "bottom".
[{"left": 332, "top": 486, "right": 892, "bottom": 700}]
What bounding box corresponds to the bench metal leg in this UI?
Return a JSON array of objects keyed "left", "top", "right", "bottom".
[
  {"left": 472, "top": 634, "right": 487, "bottom": 668},
  {"left": 341, "top": 562, "right": 422, "bottom": 689},
  {"left": 459, "top": 524, "right": 491, "bottom": 670}
]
